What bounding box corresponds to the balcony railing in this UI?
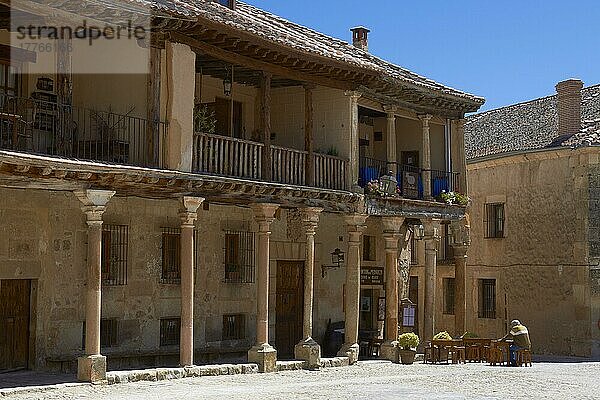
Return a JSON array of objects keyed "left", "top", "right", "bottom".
[
  {"left": 193, "top": 132, "right": 347, "bottom": 190},
  {"left": 0, "top": 94, "right": 168, "bottom": 168},
  {"left": 359, "top": 156, "right": 460, "bottom": 200}
]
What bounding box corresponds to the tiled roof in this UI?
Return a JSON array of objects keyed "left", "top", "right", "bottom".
[
  {"left": 35, "top": 0, "right": 483, "bottom": 109},
  {"left": 465, "top": 84, "right": 600, "bottom": 160}
]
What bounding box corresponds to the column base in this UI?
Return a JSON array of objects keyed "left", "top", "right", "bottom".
[
  {"left": 380, "top": 340, "right": 400, "bottom": 363},
  {"left": 248, "top": 343, "right": 277, "bottom": 373},
  {"left": 77, "top": 355, "right": 106, "bottom": 382},
  {"left": 294, "top": 337, "right": 321, "bottom": 370},
  {"left": 337, "top": 342, "right": 360, "bottom": 365}
]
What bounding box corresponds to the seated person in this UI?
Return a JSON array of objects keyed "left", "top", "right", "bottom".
[{"left": 500, "top": 319, "right": 531, "bottom": 366}]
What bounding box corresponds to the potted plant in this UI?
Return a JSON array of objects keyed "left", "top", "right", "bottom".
[
  {"left": 438, "top": 191, "right": 470, "bottom": 206},
  {"left": 433, "top": 331, "right": 453, "bottom": 340},
  {"left": 397, "top": 332, "right": 420, "bottom": 365}
]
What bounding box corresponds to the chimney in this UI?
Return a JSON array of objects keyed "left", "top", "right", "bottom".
[
  {"left": 351, "top": 26, "right": 370, "bottom": 51},
  {"left": 555, "top": 78, "right": 583, "bottom": 136}
]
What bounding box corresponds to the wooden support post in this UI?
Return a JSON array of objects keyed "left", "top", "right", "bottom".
[
  {"left": 147, "top": 46, "right": 162, "bottom": 167},
  {"left": 56, "top": 37, "right": 72, "bottom": 155},
  {"left": 260, "top": 72, "right": 272, "bottom": 181},
  {"left": 304, "top": 84, "right": 315, "bottom": 187}
]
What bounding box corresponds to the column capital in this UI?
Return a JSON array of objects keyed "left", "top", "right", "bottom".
[
  {"left": 381, "top": 216, "right": 405, "bottom": 235},
  {"left": 450, "top": 219, "right": 471, "bottom": 248},
  {"left": 179, "top": 196, "right": 204, "bottom": 227},
  {"left": 303, "top": 83, "right": 317, "bottom": 91},
  {"left": 74, "top": 189, "right": 115, "bottom": 224},
  {"left": 251, "top": 203, "right": 280, "bottom": 231},
  {"left": 423, "top": 218, "right": 441, "bottom": 241},
  {"left": 455, "top": 118, "right": 467, "bottom": 130},
  {"left": 383, "top": 105, "right": 398, "bottom": 117},
  {"left": 344, "top": 90, "right": 362, "bottom": 101},
  {"left": 344, "top": 214, "right": 368, "bottom": 243},
  {"left": 418, "top": 113, "right": 433, "bottom": 126},
  {"left": 301, "top": 207, "right": 323, "bottom": 234}
]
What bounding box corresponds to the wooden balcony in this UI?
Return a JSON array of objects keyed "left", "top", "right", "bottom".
[{"left": 193, "top": 132, "right": 347, "bottom": 190}]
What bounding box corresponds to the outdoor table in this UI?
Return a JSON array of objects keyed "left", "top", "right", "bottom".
[
  {"left": 462, "top": 338, "right": 492, "bottom": 362},
  {"left": 429, "top": 339, "right": 462, "bottom": 364}
]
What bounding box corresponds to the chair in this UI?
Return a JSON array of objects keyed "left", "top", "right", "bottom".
[
  {"left": 516, "top": 349, "right": 532, "bottom": 367},
  {"left": 465, "top": 345, "right": 481, "bottom": 362},
  {"left": 487, "top": 347, "right": 503, "bottom": 366},
  {"left": 424, "top": 342, "right": 433, "bottom": 364},
  {"left": 451, "top": 346, "right": 466, "bottom": 364}
]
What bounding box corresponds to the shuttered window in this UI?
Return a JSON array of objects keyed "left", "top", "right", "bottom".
[{"left": 484, "top": 203, "right": 505, "bottom": 238}]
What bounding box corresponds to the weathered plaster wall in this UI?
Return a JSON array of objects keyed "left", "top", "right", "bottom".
[{"left": 467, "top": 149, "right": 593, "bottom": 356}]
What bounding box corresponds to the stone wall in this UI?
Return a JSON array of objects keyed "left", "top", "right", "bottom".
[
  {"left": 467, "top": 148, "right": 593, "bottom": 356},
  {"left": 0, "top": 187, "right": 366, "bottom": 370}
]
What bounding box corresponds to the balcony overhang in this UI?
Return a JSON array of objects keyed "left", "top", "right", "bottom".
[
  {"left": 0, "top": 151, "right": 363, "bottom": 213},
  {"left": 366, "top": 196, "right": 466, "bottom": 220}
]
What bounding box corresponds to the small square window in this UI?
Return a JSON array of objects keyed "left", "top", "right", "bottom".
[
  {"left": 478, "top": 279, "right": 496, "bottom": 319},
  {"left": 102, "top": 225, "right": 128, "bottom": 286},
  {"left": 484, "top": 203, "right": 505, "bottom": 238},
  {"left": 224, "top": 231, "right": 255, "bottom": 283},
  {"left": 222, "top": 314, "right": 245, "bottom": 340},
  {"left": 160, "top": 318, "right": 181, "bottom": 347},
  {"left": 161, "top": 228, "right": 181, "bottom": 284}
]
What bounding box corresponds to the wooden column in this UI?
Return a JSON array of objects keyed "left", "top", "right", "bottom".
[
  {"left": 345, "top": 91, "right": 361, "bottom": 190},
  {"left": 56, "top": 37, "right": 72, "bottom": 155},
  {"left": 384, "top": 106, "right": 398, "bottom": 175},
  {"left": 74, "top": 190, "right": 115, "bottom": 383},
  {"left": 337, "top": 214, "right": 368, "bottom": 364},
  {"left": 248, "top": 203, "right": 279, "bottom": 373},
  {"left": 260, "top": 72, "right": 273, "bottom": 181},
  {"left": 294, "top": 207, "right": 323, "bottom": 369},
  {"left": 179, "top": 196, "right": 204, "bottom": 367},
  {"left": 304, "top": 84, "right": 315, "bottom": 187},
  {"left": 423, "top": 219, "right": 440, "bottom": 343},
  {"left": 455, "top": 119, "right": 467, "bottom": 193},
  {"left": 419, "top": 114, "right": 433, "bottom": 200},
  {"left": 147, "top": 46, "right": 162, "bottom": 167}
]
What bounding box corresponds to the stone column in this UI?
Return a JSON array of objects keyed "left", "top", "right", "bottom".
[
  {"left": 166, "top": 41, "right": 196, "bottom": 172},
  {"left": 248, "top": 203, "right": 280, "bottom": 372},
  {"left": 345, "top": 91, "right": 362, "bottom": 191},
  {"left": 337, "top": 214, "right": 368, "bottom": 364},
  {"left": 423, "top": 219, "right": 440, "bottom": 343},
  {"left": 419, "top": 114, "right": 433, "bottom": 200},
  {"left": 179, "top": 196, "right": 204, "bottom": 367},
  {"left": 74, "top": 189, "right": 116, "bottom": 382},
  {"left": 380, "top": 216, "right": 404, "bottom": 363},
  {"left": 450, "top": 218, "right": 471, "bottom": 337},
  {"left": 294, "top": 207, "right": 323, "bottom": 369},
  {"left": 384, "top": 106, "right": 398, "bottom": 175}
]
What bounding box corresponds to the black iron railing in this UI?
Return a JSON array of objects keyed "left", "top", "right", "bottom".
[{"left": 0, "top": 93, "right": 168, "bottom": 168}]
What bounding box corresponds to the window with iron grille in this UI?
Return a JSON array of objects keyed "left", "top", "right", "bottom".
[
  {"left": 443, "top": 278, "right": 455, "bottom": 315},
  {"left": 478, "top": 279, "right": 496, "bottom": 319},
  {"left": 101, "top": 225, "right": 128, "bottom": 286},
  {"left": 224, "top": 231, "right": 255, "bottom": 283},
  {"left": 410, "top": 233, "right": 418, "bottom": 265},
  {"left": 160, "top": 318, "right": 181, "bottom": 346},
  {"left": 362, "top": 235, "right": 376, "bottom": 261},
  {"left": 222, "top": 314, "right": 245, "bottom": 340},
  {"left": 100, "top": 319, "right": 119, "bottom": 348},
  {"left": 161, "top": 228, "right": 181, "bottom": 284},
  {"left": 438, "top": 223, "right": 454, "bottom": 263},
  {"left": 484, "top": 203, "right": 505, "bottom": 238}
]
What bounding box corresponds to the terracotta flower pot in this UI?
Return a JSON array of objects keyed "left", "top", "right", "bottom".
[{"left": 399, "top": 349, "right": 416, "bottom": 365}]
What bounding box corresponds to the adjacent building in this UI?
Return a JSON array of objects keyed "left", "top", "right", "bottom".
[
  {"left": 0, "top": 0, "right": 483, "bottom": 380},
  {"left": 465, "top": 79, "right": 600, "bottom": 357}
]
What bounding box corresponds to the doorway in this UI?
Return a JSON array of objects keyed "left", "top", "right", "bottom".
[
  {"left": 0, "top": 279, "right": 31, "bottom": 371},
  {"left": 275, "top": 261, "right": 304, "bottom": 360}
]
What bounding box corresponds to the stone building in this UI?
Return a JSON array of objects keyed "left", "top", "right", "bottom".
[
  {"left": 0, "top": 0, "right": 483, "bottom": 380},
  {"left": 465, "top": 79, "right": 600, "bottom": 357}
]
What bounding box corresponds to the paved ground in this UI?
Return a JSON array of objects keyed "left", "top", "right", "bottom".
[{"left": 2, "top": 360, "right": 599, "bottom": 399}]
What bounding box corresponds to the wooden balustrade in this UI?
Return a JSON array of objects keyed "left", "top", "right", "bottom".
[
  {"left": 193, "top": 133, "right": 263, "bottom": 180},
  {"left": 193, "top": 133, "right": 348, "bottom": 190},
  {"left": 314, "top": 153, "right": 346, "bottom": 190}
]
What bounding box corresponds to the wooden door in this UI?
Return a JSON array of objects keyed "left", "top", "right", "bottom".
[
  {"left": 275, "top": 261, "right": 304, "bottom": 360},
  {"left": 0, "top": 280, "right": 31, "bottom": 371},
  {"left": 409, "top": 276, "right": 419, "bottom": 334}
]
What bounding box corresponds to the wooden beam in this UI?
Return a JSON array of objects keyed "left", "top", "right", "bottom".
[
  {"left": 169, "top": 32, "right": 353, "bottom": 91},
  {"left": 304, "top": 84, "right": 315, "bottom": 187},
  {"left": 147, "top": 46, "right": 161, "bottom": 167}
]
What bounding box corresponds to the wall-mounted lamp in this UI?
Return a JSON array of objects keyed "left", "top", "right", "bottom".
[
  {"left": 223, "top": 75, "right": 232, "bottom": 97},
  {"left": 321, "top": 248, "right": 345, "bottom": 278}
]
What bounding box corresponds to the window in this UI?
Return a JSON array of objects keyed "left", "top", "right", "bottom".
[
  {"left": 443, "top": 278, "right": 455, "bottom": 315},
  {"left": 438, "top": 223, "right": 454, "bottom": 263},
  {"left": 100, "top": 319, "right": 119, "bottom": 348},
  {"left": 222, "top": 314, "right": 245, "bottom": 340},
  {"left": 484, "top": 203, "right": 505, "bottom": 238},
  {"left": 215, "top": 0, "right": 235, "bottom": 9},
  {"left": 478, "top": 279, "right": 496, "bottom": 319},
  {"left": 160, "top": 318, "right": 181, "bottom": 346},
  {"left": 101, "top": 225, "right": 128, "bottom": 286},
  {"left": 410, "top": 233, "right": 418, "bottom": 265},
  {"left": 0, "top": 61, "right": 20, "bottom": 96},
  {"left": 224, "top": 231, "right": 255, "bottom": 283},
  {"left": 161, "top": 228, "right": 181, "bottom": 284},
  {"left": 363, "top": 235, "right": 376, "bottom": 262}
]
